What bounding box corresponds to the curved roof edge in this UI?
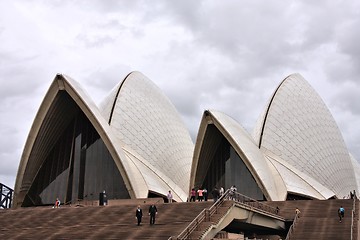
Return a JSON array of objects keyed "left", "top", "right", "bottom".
[
  {"left": 103, "top": 71, "right": 193, "bottom": 196},
  {"left": 264, "top": 151, "right": 335, "bottom": 199},
  {"left": 122, "top": 146, "right": 188, "bottom": 202},
  {"left": 253, "top": 73, "right": 356, "bottom": 198},
  {"left": 191, "top": 110, "right": 287, "bottom": 201},
  {"left": 252, "top": 73, "right": 294, "bottom": 146},
  {"left": 14, "top": 74, "right": 146, "bottom": 206},
  {"left": 99, "top": 71, "right": 143, "bottom": 124}
]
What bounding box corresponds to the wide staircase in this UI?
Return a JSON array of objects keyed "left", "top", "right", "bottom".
[
  {"left": 0, "top": 201, "right": 213, "bottom": 239},
  {"left": 266, "top": 199, "right": 358, "bottom": 240},
  {"left": 2, "top": 196, "right": 357, "bottom": 239}
]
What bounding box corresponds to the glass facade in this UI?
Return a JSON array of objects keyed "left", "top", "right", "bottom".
[
  {"left": 23, "top": 92, "right": 129, "bottom": 206},
  {"left": 199, "top": 124, "right": 265, "bottom": 200}
]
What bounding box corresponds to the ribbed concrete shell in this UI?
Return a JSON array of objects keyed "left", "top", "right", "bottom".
[
  {"left": 99, "top": 72, "right": 193, "bottom": 201},
  {"left": 264, "top": 151, "right": 335, "bottom": 199},
  {"left": 252, "top": 73, "right": 357, "bottom": 198},
  {"left": 191, "top": 110, "right": 335, "bottom": 201}
]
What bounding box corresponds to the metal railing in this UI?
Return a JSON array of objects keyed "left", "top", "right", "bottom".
[
  {"left": 173, "top": 189, "right": 230, "bottom": 240},
  {"left": 0, "top": 183, "right": 13, "bottom": 209},
  {"left": 229, "top": 191, "right": 280, "bottom": 217},
  {"left": 285, "top": 212, "right": 300, "bottom": 240},
  {"left": 172, "top": 189, "right": 282, "bottom": 239},
  {"left": 351, "top": 196, "right": 357, "bottom": 240}
]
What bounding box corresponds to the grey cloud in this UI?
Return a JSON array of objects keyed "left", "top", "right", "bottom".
[
  {"left": 76, "top": 33, "right": 116, "bottom": 48},
  {"left": 332, "top": 84, "right": 360, "bottom": 115},
  {"left": 0, "top": 175, "right": 16, "bottom": 189},
  {"left": 75, "top": 17, "right": 145, "bottom": 48},
  {"left": 0, "top": 68, "right": 44, "bottom": 99},
  {"left": 336, "top": 20, "right": 360, "bottom": 80},
  {"left": 165, "top": 81, "right": 203, "bottom": 119},
  {"left": 41, "top": 0, "right": 140, "bottom": 12},
  {"left": 160, "top": 0, "right": 203, "bottom": 31},
  {"left": 159, "top": 2, "right": 304, "bottom": 80},
  {"left": 1, "top": 0, "right": 360, "bottom": 188},
  {"left": 88, "top": 0, "right": 145, "bottom": 14},
  {"left": 82, "top": 65, "right": 132, "bottom": 103},
  {"left": 0, "top": 126, "right": 20, "bottom": 154},
  {"left": 298, "top": 2, "right": 343, "bottom": 50}
]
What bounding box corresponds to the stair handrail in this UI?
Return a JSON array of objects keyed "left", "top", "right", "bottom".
[
  {"left": 230, "top": 191, "right": 280, "bottom": 216},
  {"left": 172, "top": 188, "right": 281, "bottom": 239},
  {"left": 285, "top": 211, "right": 300, "bottom": 240},
  {"left": 172, "top": 189, "right": 231, "bottom": 240},
  {"left": 207, "top": 188, "right": 232, "bottom": 218},
  {"left": 0, "top": 183, "right": 14, "bottom": 209},
  {"left": 351, "top": 195, "right": 357, "bottom": 240}
]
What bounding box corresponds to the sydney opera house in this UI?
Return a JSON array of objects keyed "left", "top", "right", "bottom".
[{"left": 13, "top": 71, "right": 360, "bottom": 208}]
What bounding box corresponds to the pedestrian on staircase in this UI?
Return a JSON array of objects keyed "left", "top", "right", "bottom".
[
  {"left": 197, "top": 188, "right": 204, "bottom": 201},
  {"left": 167, "top": 190, "right": 173, "bottom": 203},
  {"left": 53, "top": 197, "right": 60, "bottom": 208},
  {"left": 276, "top": 206, "right": 280, "bottom": 214},
  {"left": 190, "top": 188, "right": 196, "bottom": 202},
  {"left": 135, "top": 205, "right": 143, "bottom": 226},
  {"left": 338, "top": 206, "right": 345, "bottom": 222},
  {"left": 203, "top": 188, "right": 208, "bottom": 201},
  {"left": 212, "top": 187, "right": 220, "bottom": 202},
  {"left": 149, "top": 204, "right": 158, "bottom": 225},
  {"left": 229, "top": 185, "right": 237, "bottom": 200},
  {"left": 295, "top": 207, "right": 301, "bottom": 218}
]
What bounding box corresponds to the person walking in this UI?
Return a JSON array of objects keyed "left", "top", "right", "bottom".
[
  {"left": 197, "top": 188, "right": 204, "bottom": 201},
  {"left": 149, "top": 204, "right": 158, "bottom": 225},
  {"left": 54, "top": 197, "right": 60, "bottom": 208},
  {"left": 190, "top": 188, "right": 196, "bottom": 202},
  {"left": 229, "top": 185, "right": 237, "bottom": 200},
  {"left": 338, "top": 206, "right": 345, "bottom": 222},
  {"left": 135, "top": 205, "right": 143, "bottom": 226},
  {"left": 167, "top": 190, "right": 173, "bottom": 203},
  {"left": 212, "top": 187, "right": 220, "bottom": 202},
  {"left": 219, "top": 187, "right": 224, "bottom": 196},
  {"left": 203, "top": 188, "right": 208, "bottom": 201},
  {"left": 295, "top": 207, "right": 301, "bottom": 218}
]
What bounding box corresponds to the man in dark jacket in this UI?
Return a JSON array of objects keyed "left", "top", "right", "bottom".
[
  {"left": 212, "top": 187, "right": 220, "bottom": 202},
  {"left": 135, "top": 205, "right": 143, "bottom": 226},
  {"left": 148, "top": 204, "right": 158, "bottom": 225}
]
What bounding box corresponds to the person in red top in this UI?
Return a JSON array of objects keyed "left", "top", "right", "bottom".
[
  {"left": 54, "top": 197, "right": 60, "bottom": 208},
  {"left": 197, "top": 188, "right": 204, "bottom": 201}
]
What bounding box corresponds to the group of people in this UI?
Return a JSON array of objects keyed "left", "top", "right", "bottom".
[
  {"left": 189, "top": 186, "right": 226, "bottom": 202},
  {"left": 189, "top": 187, "right": 208, "bottom": 201},
  {"left": 135, "top": 204, "right": 158, "bottom": 226},
  {"left": 189, "top": 188, "right": 208, "bottom": 201},
  {"left": 136, "top": 189, "right": 175, "bottom": 226}
]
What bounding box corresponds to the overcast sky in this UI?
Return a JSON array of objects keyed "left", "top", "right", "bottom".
[{"left": 1, "top": 0, "right": 359, "bottom": 189}]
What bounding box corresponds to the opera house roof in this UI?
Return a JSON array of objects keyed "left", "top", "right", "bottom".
[
  {"left": 191, "top": 73, "right": 358, "bottom": 200},
  {"left": 253, "top": 73, "right": 357, "bottom": 199},
  {"left": 14, "top": 72, "right": 193, "bottom": 207},
  {"left": 13, "top": 71, "right": 359, "bottom": 207}
]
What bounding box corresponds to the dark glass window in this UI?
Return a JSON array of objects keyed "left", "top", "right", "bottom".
[
  {"left": 23, "top": 92, "right": 129, "bottom": 207},
  {"left": 198, "top": 124, "right": 265, "bottom": 200}
]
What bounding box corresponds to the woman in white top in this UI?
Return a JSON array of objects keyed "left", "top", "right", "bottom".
[{"left": 167, "top": 190, "right": 173, "bottom": 203}]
